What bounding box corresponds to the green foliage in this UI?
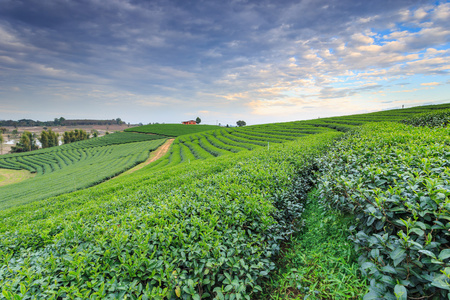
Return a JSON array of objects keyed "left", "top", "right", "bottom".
[
  {"left": 126, "top": 124, "right": 220, "bottom": 137},
  {"left": 91, "top": 129, "right": 99, "bottom": 138},
  {"left": 63, "top": 129, "right": 89, "bottom": 144},
  {"left": 38, "top": 129, "right": 59, "bottom": 148},
  {"left": 1, "top": 103, "right": 449, "bottom": 299},
  {"left": 0, "top": 132, "right": 340, "bottom": 299},
  {"left": 0, "top": 133, "right": 167, "bottom": 209},
  {"left": 10, "top": 131, "right": 38, "bottom": 153},
  {"left": 401, "top": 108, "right": 450, "bottom": 128},
  {"left": 236, "top": 120, "right": 246, "bottom": 127},
  {"left": 196, "top": 117, "right": 201, "bottom": 124},
  {"left": 317, "top": 123, "right": 450, "bottom": 299},
  {"left": 262, "top": 190, "right": 368, "bottom": 299}
]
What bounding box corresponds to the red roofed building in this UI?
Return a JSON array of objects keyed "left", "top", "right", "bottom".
[{"left": 182, "top": 120, "right": 196, "bottom": 125}]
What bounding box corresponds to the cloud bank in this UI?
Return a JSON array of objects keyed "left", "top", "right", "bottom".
[{"left": 0, "top": 0, "right": 448, "bottom": 124}]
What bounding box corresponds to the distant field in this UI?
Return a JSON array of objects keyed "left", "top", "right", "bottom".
[
  {"left": 144, "top": 103, "right": 450, "bottom": 171},
  {"left": 0, "top": 132, "right": 166, "bottom": 209},
  {"left": 125, "top": 123, "right": 220, "bottom": 136}
]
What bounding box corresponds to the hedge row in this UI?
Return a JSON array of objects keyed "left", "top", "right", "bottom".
[{"left": 317, "top": 122, "right": 450, "bottom": 299}]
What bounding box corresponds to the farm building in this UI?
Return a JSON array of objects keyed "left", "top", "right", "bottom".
[{"left": 182, "top": 120, "right": 196, "bottom": 125}]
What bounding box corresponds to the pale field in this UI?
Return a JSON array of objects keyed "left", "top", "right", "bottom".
[
  {"left": 0, "top": 124, "right": 134, "bottom": 155},
  {"left": 0, "top": 168, "right": 35, "bottom": 187}
]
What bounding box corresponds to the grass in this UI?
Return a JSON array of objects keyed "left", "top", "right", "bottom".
[
  {"left": 0, "top": 168, "right": 35, "bottom": 187},
  {"left": 262, "top": 189, "right": 368, "bottom": 299}
]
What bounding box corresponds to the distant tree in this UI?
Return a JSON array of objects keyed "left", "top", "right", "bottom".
[
  {"left": 39, "top": 130, "right": 49, "bottom": 148},
  {"left": 0, "top": 133, "right": 3, "bottom": 155},
  {"left": 48, "top": 129, "right": 59, "bottom": 147},
  {"left": 91, "top": 129, "right": 99, "bottom": 138},
  {"left": 105, "top": 131, "right": 110, "bottom": 135},
  {"left": 11, "top": 131, "right": 38, "bottom": 153},
  {"left": 39, "top": 129, "right": 59, "bottom": 148},
  {"left": 63, "top": 129, "right": 88, "bottom": 144},
  {"left": 236, "top": 120, "right": 246, "bottom": 127},
  {"left": 59, "top": 117, "right": 65, "bottom": 124},
  {"left": 12, "top": 129, "right": 18, "bottom": 137},
  {"left": 196, "top": 117, "right": 201, "bottom": 124},
  {"left": 116, "top": 118, "right": 123, "bottom": 125},
  {"left": 0, "top": 127, "right": 7, "bottom": 134}
]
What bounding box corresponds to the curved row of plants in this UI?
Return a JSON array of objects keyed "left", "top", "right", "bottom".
[
  {"left": 1, "top": 103, "right": 450, "bottom": 299},
  {"left": 0, "top": 138, "right": 166, "bottom": 209},
  {"left": 0, "top": 132, "right": 341, "bottom": 299},
  {"left": 316, "top": 122, "right": 450, "bottom": 299}
]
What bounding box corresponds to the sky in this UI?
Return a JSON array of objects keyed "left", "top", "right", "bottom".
[{"left": 0, "top": 0, "right": 449, "bottom": 126}]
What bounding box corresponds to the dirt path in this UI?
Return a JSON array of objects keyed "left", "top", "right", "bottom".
[{"left": 118, "top": 138, "right": 174, "bottom": 177}]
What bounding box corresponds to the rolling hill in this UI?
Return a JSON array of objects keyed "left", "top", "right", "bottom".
[{"left": 0, "top": 103, "right": 449, "bottom": 299}]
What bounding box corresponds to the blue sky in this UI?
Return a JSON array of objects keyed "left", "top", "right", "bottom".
[{"left": 0, "top": 0, "right": 449, "bottom": 125}]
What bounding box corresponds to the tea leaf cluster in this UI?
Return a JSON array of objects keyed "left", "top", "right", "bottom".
[
  {"left": 401, "top": 108, "right": 450, "bottom": 128},
  {"left": 317, "top": 123, "right": 450, "bottom": 299}
]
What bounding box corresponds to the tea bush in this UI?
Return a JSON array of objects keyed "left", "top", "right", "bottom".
[
  {"left": 0, "top": 132, "right": 340, "bottom": 299},
  {"left": 0, "top": 139, "right": 166, "bottom": 209},
  {"left": 401, "top": 108, "right": 450, "bottom": 128},
  {"left": 317, "top": 123, "right": 450, "bottom": 299}
]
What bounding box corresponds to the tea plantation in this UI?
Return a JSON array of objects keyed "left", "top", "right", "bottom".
[
  {"left": 0, "top": 104, "right": 449, "bottom": 299},
  {"left": 125, "top": 124, "right": 220, "bottom": 137},
  {"left": 0, "top": 132, "right": 167, "bottom": 209}
]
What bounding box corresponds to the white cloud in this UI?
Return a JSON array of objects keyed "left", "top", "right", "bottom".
[{"left": 421, "top": 82, "right": 441, "bottom": 86}]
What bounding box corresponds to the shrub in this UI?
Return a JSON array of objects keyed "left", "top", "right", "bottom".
[
  {"left": 317, "top": 123, "right": 450, "bottom": 299},
  {"left": 401, "top": 108, "right": 450, "bottom": 128}
]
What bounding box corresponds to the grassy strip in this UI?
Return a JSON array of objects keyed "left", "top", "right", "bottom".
[
  {"left": 262, "top": 190, "right": 368, "bottom": 299},
  {"left": 0, "top": 169, "right": 35, "bottom": 187}
]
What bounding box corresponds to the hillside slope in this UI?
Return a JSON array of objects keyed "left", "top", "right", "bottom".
[{"left": 0, "top": 103, "right": 449, "bottom": 299}]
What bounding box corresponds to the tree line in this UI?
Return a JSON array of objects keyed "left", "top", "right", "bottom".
[
  {"left": 9, "top": 129, "right": 98, "bottom": 153},
  {"left": 0, "top": 117, "right": 125, "bottom": 127}
]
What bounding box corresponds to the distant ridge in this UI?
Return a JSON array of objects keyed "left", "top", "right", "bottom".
[{"left": 0, "top": 118, "right": 126, "bottom": 127}]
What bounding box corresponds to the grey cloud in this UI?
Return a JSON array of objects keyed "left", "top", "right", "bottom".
[{"left": 0, "top": 0, "right": 446, "bottom": 124}]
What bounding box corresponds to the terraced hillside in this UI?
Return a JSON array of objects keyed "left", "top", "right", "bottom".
[
  {"left": 137, "top": 103, "right": 450, "bottom": 171},
  {"left": 0, "top": 103, "right": 449, "bottom": 299},
  {"left": 125, "top": 123, "right": 220, "bottom": 136},
  {"left": 0, "top": 132, "right": 166, "bottom": 209}
]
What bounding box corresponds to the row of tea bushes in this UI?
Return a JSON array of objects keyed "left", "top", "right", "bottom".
[
  {"left": 0, "top": 132, "right": 340, "bottom": 299},
  {"left": 317, "top": 123, "right": 450, "bottom": 299},
  {"left": 401, "top": 108, "right": 450, "bottom": 128},
  {"left": 0, "top": 139, "right": 166, "bottom": 209}
]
